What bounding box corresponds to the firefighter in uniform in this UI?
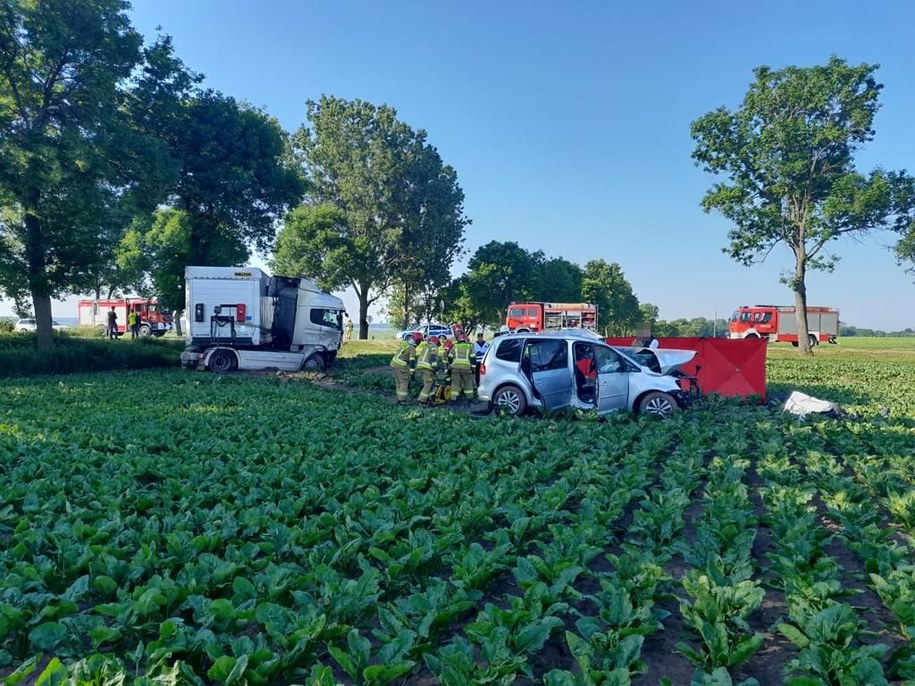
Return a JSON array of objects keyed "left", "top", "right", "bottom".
[
  {"left": 390, "top": 332, "right": 422, "bottom": 404},
  {"left": 449, "top": 334, "right": 476, "bottom": 401},
  {"left": 416, "top": 335, "right": 442, "bottom": 405}
]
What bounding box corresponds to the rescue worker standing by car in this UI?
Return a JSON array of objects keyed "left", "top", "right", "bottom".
[
  {"left": 416, "top": 335, "right": 442, "bottom": 406},
  {"left": 449, "top": 334, "right": 476, "bottom": 402},
  {"left": 391, "top": 332, "right": 422, "bottom": 404},
  {"left": 472, "top": 332, "right": 490, "bottom": 387}
]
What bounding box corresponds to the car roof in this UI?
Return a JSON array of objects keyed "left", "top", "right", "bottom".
[{"left": 494, "top": 331, "right": 606, "bottom": 344}]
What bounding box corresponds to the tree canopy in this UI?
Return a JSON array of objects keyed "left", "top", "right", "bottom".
[
  {"left": 581, "top": 260, "right": 641, "bottom": 335},
  {"left": 0, "top": 0, "right": 171, "bottom": 347},
  {"left": 691, "top": 56, "right": 915, "bottom": 354},
  {"left": 279, "top": 96, "right": 468, "bottom": 339},
  {"left": 440, "top": 242, "right": 642, "bottom": 333}
]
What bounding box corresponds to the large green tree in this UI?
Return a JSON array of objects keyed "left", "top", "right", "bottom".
[
  {"left": 692, "top": 56, "right": 915, "bottom": 354},
  {"left": 459, "top": 241, "right": 539, "bottom": 326},
  {"left": 123, "top": 90, "right": 304, "bottom": 328},
  {"left": 74, "top": 35, "right": 199, "bottom": 303},
  {"left": 284, "top": 96, "right": 468, "bottom": 339},
  {"left": 0, "top": 0, "right": 172, "bottom": 347},
  {"left": 581, "top": 260, "right": 640, "bottom": 335},
  {"left": 530, "top": 256, "right": 583, "bottom": 302}
]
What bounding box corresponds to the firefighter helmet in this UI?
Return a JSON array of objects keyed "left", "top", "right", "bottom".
[
  {"left": 443, "top": 339, "right": 454, "bottom": 350},
  {"left": 428, "top": 335, "right": 440, "bottom": 345},
  {"left": 411, "top": 331, "right": 423, "bottom": 343}
]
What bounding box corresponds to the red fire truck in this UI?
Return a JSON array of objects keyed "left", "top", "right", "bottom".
[
  {"left": 506, "top": 302, "right": 598, "bottom": 333},
  {"left": 728, "top": 305, "right": 839, "bottom": 346},
  {"left": 78, "top": 298, "right": 173, "bottom": 337}
]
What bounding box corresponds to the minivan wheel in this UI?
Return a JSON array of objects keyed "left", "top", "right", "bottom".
[
  {"left": 638, "top": 391, "right": 678, "bottom": 419},
  {"left": 493, "top": 385, "right": 527, "bottom": 416}
]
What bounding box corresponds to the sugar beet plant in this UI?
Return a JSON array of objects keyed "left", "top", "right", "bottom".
[{"left": 3, "top": 347, "right": 915, "bottom": 684}]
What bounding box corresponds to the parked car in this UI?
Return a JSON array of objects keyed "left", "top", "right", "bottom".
[
  {"left": 477, "top": 330, "right": 694, "bottom": 418},
  {"left": 14, "top": 318, "right": 67, "bottom": 332},
  {"left": 396, "top": 323, "right": 453, "bottom": 341}
]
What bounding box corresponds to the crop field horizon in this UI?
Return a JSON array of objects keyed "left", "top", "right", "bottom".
[{"left": 2, "top": 341, "right": 914, "bottom": 685}]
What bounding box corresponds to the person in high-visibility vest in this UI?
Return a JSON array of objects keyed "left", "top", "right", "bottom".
[
  {"left": 416, "top": 335, "right": 442, "bottom": 405},
  {"left": 390, "top": 332, "right": 422, "bottom": 404},
  {"left": 449, "top": 334, "right": 476, "bottom": 401},
  {"left": 128, "top": 309, "right": 139, "bottom": 339}
]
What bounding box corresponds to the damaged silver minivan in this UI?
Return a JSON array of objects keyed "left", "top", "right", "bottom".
[{"left": 477, "top": 330, "right": 695, "bottom": 418}]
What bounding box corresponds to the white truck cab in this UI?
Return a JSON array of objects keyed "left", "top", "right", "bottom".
[{"left": 180, "top": 266, "right": 345, "bottom": 372}]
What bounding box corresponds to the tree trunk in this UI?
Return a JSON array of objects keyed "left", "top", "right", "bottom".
[
  {"left": 32, "top": 290, "right": 54, "bottom": 349},
  {"left": 793, "top": 252, "right": 812, "bottom": 356},
  {"left": 24, "top": 192, "right": 54, "bottom": 349},
  {"left": 174, "top": 310, "right": 183, "bottom": 337},
  {"left": 357, "top": 285, "right": 370, "bottom": 340},
  {"left": 401, "top": 280, "right": 410, "bottom": 331}
]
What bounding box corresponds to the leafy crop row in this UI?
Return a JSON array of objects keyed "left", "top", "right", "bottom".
[{"left": 3, "top": 346, "right": 915, "bottom": 684}]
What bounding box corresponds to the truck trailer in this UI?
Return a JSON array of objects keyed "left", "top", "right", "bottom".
[{"left": 180, "top": 266, "right": 345, "bottom": 372}]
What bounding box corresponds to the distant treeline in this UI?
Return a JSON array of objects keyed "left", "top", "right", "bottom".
[{"left": 839, "top": 326, "right": 915, "bottom": 337}]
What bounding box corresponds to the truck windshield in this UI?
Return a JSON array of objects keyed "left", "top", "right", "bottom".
[{"left": 310, "top": 309, "right": 342, "bottom": 329}]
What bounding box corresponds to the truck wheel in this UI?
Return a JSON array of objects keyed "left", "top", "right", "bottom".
[
  {"left": 209, "top": 349, "right": 236, "bottom": 373},
  {"left": 808, "top": 334, "right": 818, "bottom": 348},
  {"left": 138, "top": 324, "right": 151, "bottom": 337},
  {"left": 493, "top": 384, "right": 527, "bottom": 416},
  {"left": 638, "top": 391, "right": 678, "bottom": 419},
  {"left": 302, "top": 353, "right": 325, "bottom": 371}
]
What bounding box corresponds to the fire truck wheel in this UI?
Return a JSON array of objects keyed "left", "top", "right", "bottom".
[
  {"left": 138, "top": 324, "right": 151, "bottom": 337},
  {"left": 208, "top": 349, "right": 237, "bottom": 373},
  {"left": 96, "top": 324, "right": 107, "bottom": 336},
  {"left": 638, "top": 391, "right": 678, "bottom": 419},
  {"left": 302, "top": 353, "right": 325, "bottom": 371},
  {"left": 808, "top": 334, "right": 818, "bottom": 347}
]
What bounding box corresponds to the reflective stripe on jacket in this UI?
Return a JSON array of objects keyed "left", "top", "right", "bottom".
[
  {"left": 416, "top": 343, "right": 439, "bottom": 371},
  {"left": 451, "top": 341, "right": 473, "bottom": 368},
  {"left": 390, "top": 341, "right": 415, "bottom": 367}
]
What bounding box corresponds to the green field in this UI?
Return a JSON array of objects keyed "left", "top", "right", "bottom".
[{"left": 2, "top": 341, "right": 915, "bottom": 685}]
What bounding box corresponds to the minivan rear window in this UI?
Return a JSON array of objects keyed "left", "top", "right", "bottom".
[{"left": 495, "top": 338, "right": 522, "bottom": 362}]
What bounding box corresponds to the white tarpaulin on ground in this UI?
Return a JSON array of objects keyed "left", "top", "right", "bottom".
[{"left": 783, "top": 390, "right": 845, "bottom": 418}]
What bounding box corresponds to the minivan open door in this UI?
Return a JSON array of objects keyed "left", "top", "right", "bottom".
[
  {"left": 595, "top": 345, "right": 629, "bottom": 413},
  {"left": 523, "top": 339, "right": 573, "bottom": 410}
]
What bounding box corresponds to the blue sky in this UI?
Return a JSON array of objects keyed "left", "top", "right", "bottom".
[{"left": 6, "top": 1, "right": 914, "bottom": 328}]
